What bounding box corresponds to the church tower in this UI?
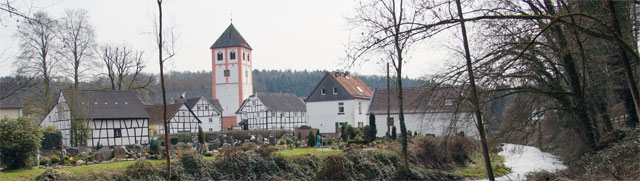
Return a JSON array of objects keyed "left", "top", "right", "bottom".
[{"left": 210, "top": 23, "right": 253, "bottom": 129}]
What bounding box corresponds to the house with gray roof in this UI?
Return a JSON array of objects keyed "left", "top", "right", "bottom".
[
  {"left": 40, "top": 90, "right": 150, "bottom": 147},
  {"left": 235, "top": 92, "right": 307, "bottom": 133},
  {"left": 184, "top": 97, "right": 223, "bottom": 132},
  {"left": 145, "top": 102, "right": 201, "bottom": 136},
  {"left": 0, "top": 92, "right": 24, "bottom": 119}
]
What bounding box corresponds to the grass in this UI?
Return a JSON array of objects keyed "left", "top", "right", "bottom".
[
  {"left": 276, "top": 147, "right": 342, "bottom": 157},
  {"left": 0, "top": 159, "right": 170, "bottom": 181},
  {"left": 453, "top": 152, "right": 511, "bottom": 179}
]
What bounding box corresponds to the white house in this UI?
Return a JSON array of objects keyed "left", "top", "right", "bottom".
[
  {"left": 40, "top": 90, "right": 150, "bottom": 147},
  {"left": 145, "top": 102, "right": 201, "bottom": 135},
  {"left": 367, "top": 87, "right": 478, "bottom": 138},
  {"left": 306, "top": 72, "right": 373, "bottom": 133},
  {"left": 0, "top": 93, "right": 23, "bottom": 119},
  {"left": 236, "top": 92, "right": 308, "bottom": 133},
  {"left": 184, "top": 97, "right": 223, "bottom": 132}
]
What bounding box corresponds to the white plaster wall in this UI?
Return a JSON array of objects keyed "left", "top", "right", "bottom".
[
  {"left": 195, "top": 99, "right": 222, "bottom": 132},
  {"left": 88, "top": 119, "right": 149, "bottom": 147},
  {"left": 229, "top": 64, "right": 238, "bottom": 83},
  {"left": 372, "top": 112, "right": 478, "bottom": 139},
  {"left": 216, "top": 84, "right": 239, "bottom": 117},
  {"left": 215, "top": 65, "right": 226, "bottom": 83},
  {"left": 307, "top": 100, "right": 365, "bottom": 133}
]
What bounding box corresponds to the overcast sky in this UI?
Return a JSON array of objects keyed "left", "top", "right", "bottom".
[{"left": 0, "top": 0, "right": 453, "bottom": 78}]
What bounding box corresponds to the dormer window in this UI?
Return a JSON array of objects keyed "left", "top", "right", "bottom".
[
  {"left": 230, "top": 51, "right": 236, "bottom": 60},
  {"left": 333, "top": 87, "right": 338, "bottom": 95},
  {"left": 321, "top": 88, "right": 326, "bottom": 95},
  {"left": 217, "top": 52, "right": 223, "bottom": 61}
]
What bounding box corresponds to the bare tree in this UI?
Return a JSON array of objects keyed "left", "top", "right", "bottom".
[
  {"left": 155, "top": 0, "right": 177, "bottom": 179},
  {"left": 15, "top": 11, "right": 58, "bottom": 116},
  {"left": 96, "top": 44, "right": 152, "bottom": 91},
  {"left": 58, "top": 9, "right": 96, "bottom": 89},
  {"left": 348, "top": 0, "right": 424, "bottom": 172}
]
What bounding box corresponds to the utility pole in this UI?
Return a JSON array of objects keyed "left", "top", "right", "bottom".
[{"left": 386, "top": 62, "right": 391, "bottom": 139}]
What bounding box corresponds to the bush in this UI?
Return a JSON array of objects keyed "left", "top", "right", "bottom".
[
  {"left": 36, "top": 168, "right": 68, "bottom": 181},
  {"left": 0, "top": 117, "right": 43, "bottom": 169},
  {"left": 149, "top": 139, "right": 161, "bottom": 155},
  {"left": 241, "top": 142, "right": 258, "bottom": 151},
  {"left": 255, "top": 146, "right": 276, "bottom": 157},
  {"left": 180, "top": 151, "right": 206, "bottom": 175},
  {"left": 126, "top": 160, "right": 161, "bottom": 180},
  {"left": 409, "top": 135, "right": 475, "bottom": 169},
  {"left": 170, "top": 137, "right": 179, "bottom": 145},
  {"left": 317, "top": 155, "right": 350, "bottom": 180},
  {"left": 41, "top": 130, "right": 63, "bottom": 150},
  {"left": 50, "top": 155, "right": 61, "bottom": 165},
  {"left": 39, "top": 156, "right": 51, "bottom": 166},
  {"left": 204, "top": 152, "right": 213, "bottom": 157}
]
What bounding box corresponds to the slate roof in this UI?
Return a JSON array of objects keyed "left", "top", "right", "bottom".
[
  {"left": 61, "top": 90, "right": 149, "bottom": 119},
  {"left": 150, "top": 88, "right": 211, "bottom": 105},
  {"left": 0, "top": 92, "right": 23, "bottom": 109},
  {"left": 367, "top": 87, "right": 472, "bottom": 114},
  {"left": 144, "top": 103, "right": 182, "bottom": 125},
  {"left": 237, "top": 92, "right": 306, "bottom": 113},
  {"left": 183, "top": 97, "right": 224, "bottom": 113},
  {"left": 210, "top": 24, "right": 252, "bottom": 49},
  {"left": 328, "top": 72, "right": 373, "bottom": 99}
]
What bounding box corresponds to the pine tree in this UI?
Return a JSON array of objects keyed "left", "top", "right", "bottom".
[
  {"left": 307, "top": 131, "right": 316, "bottom": 147},
  {"left": 391, "top": 126, "right": 397, "bottom": 140},
  {"left": 369, "top": 114, "right": 376, "bottom": 140}
]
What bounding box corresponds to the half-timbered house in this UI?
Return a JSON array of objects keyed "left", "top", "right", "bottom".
[
  {"left": 236, "top": 92, "right": 307, "bottom": 133},
  {"left": 40, "top": 90, "right": 150, "bottom": 147},
  {"left": 184, "top": 97, "right": 223, "bottom": 132},
  {"left": 145, "top": 102, "right": 201, "bottom": 135}
]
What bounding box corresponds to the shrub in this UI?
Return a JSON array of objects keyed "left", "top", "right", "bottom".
[
  {"left": 126, "top": 160, "right": 160, "bottom": 180},
  {"left": 391, "top": 126, "right": 397, "bottom": 140},
  {"left": 409, "top": 135, "right": 475, "bottom": 169},
  {"left": 256, "top": 146, "right": 276, "bottom": 157},
  {"left": 318, "top": 155, "right": 350, "bottom": 180},
  {"left": 41, "top": 130, "right": 63, "bottom": 150},
  {"left": 36, "top": 168, "right": 67, "bottom": 181},
  {"left": 307, "top": 131, "right": 316, "bottom": 147},
  {"left": 180, "top": 151, "right": 206, "bottom": 175},
  {"left": 39, "top": 156, "right": 51, "bottom": 166},
  {"left": 241, "top": 142, "right": 258, "bottom": 151},
  {"left": 170, "top": 137, "right": 179, "bottom": 145},
  {"left": 50, "top": 155, "right": 61, "bottom": 165},
  {"left": 526, "top": 170, "right": 559, "bottom": 180},
  {"left": 0, "top": 117, "right": 43, "bottom": 169},
  {"left": 149, "top": 139, "right": 161, "bottom": 155},
  {"left": 204, "top": 152, "right": 213, "bottom": 157}
]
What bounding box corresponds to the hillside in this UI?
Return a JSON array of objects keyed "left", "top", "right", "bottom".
[{"left": 152, "top": 69, "right": 428, "bottom": 102}]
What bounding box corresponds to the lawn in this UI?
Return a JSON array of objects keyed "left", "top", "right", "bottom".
[
  {"left": 276, "top": 147, "right": 342, "bottom": 157},
  {"left": 0, "top": 159, "right": 169, "bottom": 181}
]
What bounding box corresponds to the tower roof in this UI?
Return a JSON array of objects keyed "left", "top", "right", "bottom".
[{"left": 210, "top": 23, "right": 252, "bottom": 49}]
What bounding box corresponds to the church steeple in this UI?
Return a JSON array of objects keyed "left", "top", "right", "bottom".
[{"left": 210, "top": 24, "right": 252, "bottom": 49}]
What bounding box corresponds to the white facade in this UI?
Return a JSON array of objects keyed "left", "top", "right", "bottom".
[
  {"left": 213, "top": 46, "right": 253, "bottom": 118},
  {"left": 371, "top": 112, "right": 478, "bottom": 138},
  {"left": 190, "top": 98, "right": 222, "bottom": 132},
  {"left": 236, "top": 95, "right": 307, "bottom": 132},
  {"left": 41, "top": 92, "right": 150, "bottom": 147},
  {"left": 307, "top": 98, "right": 370, "bottom": 133},
  {"left": 151, "top": 104, "right": 201, "bottom": 134}
]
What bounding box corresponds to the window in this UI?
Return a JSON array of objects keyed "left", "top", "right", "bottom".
[
  {"left": 230, "top": 51, "right": 236, "bottom": 60},
  {"left": 338, "top": 102, "right": 344, "bottom": 114},
  {"left": 224, "top": 70, "right": 230, "bottom": 77},
  {"left": 114, "top": 129, "right": 122, "bottom": 138},
  {"left": 332, "top": 87, "right": 338, "bottom": 94},
  {"left": 243, "top": 53, "right": 246, "bottom": 60},
  {"left": 247, "top": 54, "right": 250, "bottom": 61},
  {"left": 209, "top": 118, "right": 213, "bottom": 122},
  {"left": 358, "top": 122, "right": 363, "bottom": 128},
  {"left": 321, "top": 88, "right": 326, "bottom": 95},
  {"left": 358, "top": 102, "right": 362, "bottom": 114},
  {"left": 217, "top": 52, "right": 223, "bottom": 61},
  {"left": 209, "top": 128, "right": 213, "bottom": 131},
  {"left": 444, "top": 99, "right": 453, "bottom": 106}
]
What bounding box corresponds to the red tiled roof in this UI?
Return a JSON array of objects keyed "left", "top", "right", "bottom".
[
  {"left": 222, "top": 117, "right": 237, "bottom": 129},
  {"left": 328, "top": 72, "right": 373, "bottom": 99}
]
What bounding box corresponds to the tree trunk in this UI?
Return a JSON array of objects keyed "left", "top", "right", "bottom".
[
  {"left": 157, "top": 0, "right": 171, "bottom": 180},
  {"left": 608, "top": 0, "right": 640, "bottom": 127},
  {"left": 455, "top": 0, "right": 494, "bottom": 180}
]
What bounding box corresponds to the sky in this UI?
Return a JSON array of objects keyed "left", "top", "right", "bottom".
[{"left": 0, "top": 0, "right": 453, "bottom": 78}]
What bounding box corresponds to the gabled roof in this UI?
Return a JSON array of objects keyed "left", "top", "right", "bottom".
[
  {"left": 0, "top": 92, "right": 23, "bottom": 109},
  {"left": 61, "top": 90, "right": 149, "bottom": 119},
  {"left": 305, "top": 72, "right": 373, "bottom": 102},
  {"left": 183, "top": 97, "right": 223, "bottom": 114},
  {"left": 237, "top": 92, "right": 306, "bottom": 114},
  {"left": 144, "top": 103, "right": 182, "bottom": 125},
  {"left": 210, "top": 23, "right": 252, "bottom": 49},
  {"left": 367, "top": 87, "right": 472, "bottom": 114}
]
